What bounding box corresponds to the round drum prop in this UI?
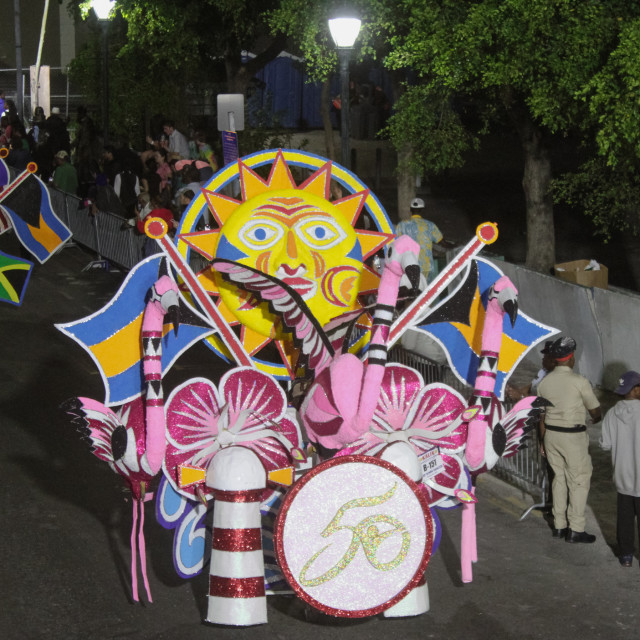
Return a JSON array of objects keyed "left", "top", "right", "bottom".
[{"left": 275, "top": 455, "right": 434, "bottom": 617}]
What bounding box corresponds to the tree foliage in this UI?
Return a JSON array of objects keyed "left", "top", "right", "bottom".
[{"left": 66, "top": 0, "right": 289, "bottom": 145}]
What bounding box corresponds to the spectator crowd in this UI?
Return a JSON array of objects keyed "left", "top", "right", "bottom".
[{"left": 0, "top": 98, "right": 219, "bottom": 240}]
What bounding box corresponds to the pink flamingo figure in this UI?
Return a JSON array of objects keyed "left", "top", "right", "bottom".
[
  {"left": 304, "top": 236, "right": 422, "bottom": 452},
  {"left": 62, "top": 275, "right": 180, "bottom": 601},
  {"left": 460, "top": 275, "right": 543, "bottom": 582}
]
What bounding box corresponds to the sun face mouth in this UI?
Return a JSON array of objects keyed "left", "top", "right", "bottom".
[{"left": 280, "top": 276, "right": 318, "bottom": 300}]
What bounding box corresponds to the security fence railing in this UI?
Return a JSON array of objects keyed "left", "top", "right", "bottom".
[{"left": 48, "top": 185, "right": 145, "bottom": 270}]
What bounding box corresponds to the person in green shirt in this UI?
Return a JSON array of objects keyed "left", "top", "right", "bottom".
[{"left": 52, "top": 150, "right": 78, "bottom": 195}]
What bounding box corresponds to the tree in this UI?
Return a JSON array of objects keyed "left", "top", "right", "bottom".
[
  {"left": 274, "top": 0, "right": 636, "bottom": 272},
  {"left": 554, "top": 9, "right": 640, "bottom": 241},
  {"left": 67, "top": 0, "right": 288, "bottom": 144},
  {"left": 380, "top": 0, "right": 628, "bottom": 272}
]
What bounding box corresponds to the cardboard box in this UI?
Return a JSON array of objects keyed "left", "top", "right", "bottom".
[{"left": 554, "top": 259, "right": 608, "bottom": 290}]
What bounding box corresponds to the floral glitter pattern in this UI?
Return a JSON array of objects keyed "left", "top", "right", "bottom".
[{"left": 338, "top": 364, "right": 472, "bottom": 506}]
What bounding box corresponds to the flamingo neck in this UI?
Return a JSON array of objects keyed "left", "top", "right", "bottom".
[
  {"left": 355, "top": 263, "right": 403, "bottom": 434},
  {"left": 141, "top": 300, "right": 166, "bottom": 475}
]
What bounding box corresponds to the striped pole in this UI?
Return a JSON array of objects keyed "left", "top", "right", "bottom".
[
  {"left": 143, "top": 217, "right": 254, "bottom": 368},
  {"left": 388, "top": 222, "right": 499, "bottom": 348},
  {"left": 206, "top": 447, "right": 267, "bottom": 626}
]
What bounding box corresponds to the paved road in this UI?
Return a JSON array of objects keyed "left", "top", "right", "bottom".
[{"left": 1, "top": 242, "right": 639, "bottom": 640}]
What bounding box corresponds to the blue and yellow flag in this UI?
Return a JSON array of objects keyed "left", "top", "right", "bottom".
[
  {"left": 414, "top": 258, "right": 556, "bottom": 398},
  {"left": 0, "top": 248, "right": 33, "bottom": 306},
  {"left": 56, "top": 256, "right": 215, "bottom": 406},
  {"left": 0, "top": 173, "right": 71, "bottom": 263}
]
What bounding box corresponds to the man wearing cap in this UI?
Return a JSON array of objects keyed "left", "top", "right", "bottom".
[
  {"left": 537, "top": 336, "right": 601, "bottom": 543},
  {"left": 600, "top": 371, "right": 640, "bottom": 567},
  {"left": 52, "top": 149, "right": 78, "bottom": 195},
  {"left": 395, "top": 197, "right": 444, "bottom": 283}
]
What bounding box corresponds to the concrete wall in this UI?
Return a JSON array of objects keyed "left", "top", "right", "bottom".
[
  {"left": 486, "top": 259, "right": 639, "bottom": 390},
  {"left": 401, "top": 256, "right": 640, "bottom": 391}
]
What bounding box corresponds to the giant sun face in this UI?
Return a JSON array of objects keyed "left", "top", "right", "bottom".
[{"left": 177, "top": 149, "right": 394, "bottom": 378}]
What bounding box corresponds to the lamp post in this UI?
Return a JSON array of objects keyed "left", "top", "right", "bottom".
[
  {"left": 328, "top": 13, "right": 361, "bottom": 169},
  {"left": 92, "top": 0, "right": 115, "bottom": 145}
]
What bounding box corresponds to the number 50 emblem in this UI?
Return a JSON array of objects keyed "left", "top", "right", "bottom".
[{"left": 275, "top": 455, "right": 434, "bottom": 617}]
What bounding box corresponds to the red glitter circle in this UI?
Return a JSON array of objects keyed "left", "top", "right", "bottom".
[
  {"left": 274, "top": 455, "right": 434, "bottom": 618},
  {"left": 145, "top": 217, "right": 168, "bottom": 239},
  {"left": 0, "top": 148, "right": 8, "bottom": 158},
  {"left": 27, "top": 162, "right": 38, "bottom": 173}
]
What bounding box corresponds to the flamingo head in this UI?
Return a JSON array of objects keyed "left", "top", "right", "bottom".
[
  {"left": 387, "top": 235, "right": 423, "bottom": 295},
  {"left": 149, "top": 275, "right": 181, "bottom": 335},
  {"left": 489, "top": 276, "right": 518, "bottom": 327}
]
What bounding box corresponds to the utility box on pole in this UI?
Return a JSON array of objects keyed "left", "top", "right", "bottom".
[
  {"left": 217, "top": 94, "right": 245, "bottom": 132},
  {"left": 217, "top": 94, "right": 244, "bottom": 167}
]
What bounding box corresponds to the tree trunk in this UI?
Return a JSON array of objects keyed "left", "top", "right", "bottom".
[
  {"left": 519, "top": 118, "right": 555, "bottom": 273},
  {"left": 392, "top": 75, "right": 414, "bottom": 225},
  {"left": 396, "top": 142, "right": 415, "bottom": 225},
  {"left": 321, "top": 78, "right": 335, "bottom": 161}
]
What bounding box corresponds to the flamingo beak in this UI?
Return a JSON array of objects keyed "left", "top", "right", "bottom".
[
  {"left": 165, "top": 305, "right": 181, "bottom": 336},
  {"left": 502, "top": 298, "right": 518, "bottom": 327},
  {"left": 403, "top": 264, "right": 422, "bottom": 295}
]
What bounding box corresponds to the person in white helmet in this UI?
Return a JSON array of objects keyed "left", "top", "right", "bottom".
[{"left": 395, "top": 197, "right": 444, "bottom": 283}]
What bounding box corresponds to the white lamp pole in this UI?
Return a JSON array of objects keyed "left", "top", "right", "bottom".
[
  {"left": 328, "top": 14, "right": 361, "bottom": 169},
  {"left": 92, "top": 0, "right": 115, "bottom": 145}
]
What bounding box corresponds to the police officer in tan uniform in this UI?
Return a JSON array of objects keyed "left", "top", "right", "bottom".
[{"left": 538, "top": 336, "right": 602, "bottom": 543}]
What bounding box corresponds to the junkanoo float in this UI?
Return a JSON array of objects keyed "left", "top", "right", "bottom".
[{"left": 57, "top": 149, "right": 554, "bottom": 625}]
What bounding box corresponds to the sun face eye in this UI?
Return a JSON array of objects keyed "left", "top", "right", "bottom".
[
  {"left": 238, "top": 220, "right": 284, "bottom": 250},
  {"left": 294, "top": 216, "right": 347, "bottom": 249}
]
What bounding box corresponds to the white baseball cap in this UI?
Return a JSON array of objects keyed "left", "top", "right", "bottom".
[{"left": 410, "top": 197, "right": 425, "bottom": 209}]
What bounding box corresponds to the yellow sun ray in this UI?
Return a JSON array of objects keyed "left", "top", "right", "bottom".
[
  {"left": 298, "top": 162, "right": 332, "bottom": 199},
  {"left": 181, "top": 229, "right": 220, "bottom": 261},
  {"left": 359, "top": 265, "right": 383, "bottom": 294},
  {"left": 356, "top": 229, "right": 395, "bottom": 260},
  {"left": 334, "top": 191, "right": 369, "bottom": 227},
  {"left": 202, "top": 191, "right": 240, "bottom": 227},
  {"left": 241, "top": 325, "right": 273, "bottom": 356}
]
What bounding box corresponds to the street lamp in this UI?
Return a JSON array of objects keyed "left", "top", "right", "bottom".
[
  {"left": 92, "top": 0, "right": 115, "bottom": 145},
  {"left": 328, "top": 12, "right": 361, "bottom": 169}
]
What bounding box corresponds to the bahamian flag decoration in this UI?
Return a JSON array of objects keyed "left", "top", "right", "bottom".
[
  {"left": 0, "top": 248, "right": 33, "bottom": 306},
  {"left": 413, "top": 258, "right": 556, "bottom": 399},
  {"left": 56, "top": 255, "right": 216, "bottom": 406},
  {"left": 0, "top": 170, "right": 71, "bottom": 263}
]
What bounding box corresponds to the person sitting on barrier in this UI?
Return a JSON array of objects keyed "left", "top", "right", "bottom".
[
  {"left": 537, "top": 336, "right": 601, "bottom": 543},
  {"left": 600, "top": 370, "right": 640, "bottom": 567}
]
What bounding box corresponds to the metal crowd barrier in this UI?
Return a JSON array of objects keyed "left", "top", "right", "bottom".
[
  {"left": 389, "top": 346, "right": 547, "bottom": 518},
  {"left": 49, "top": 185, "right": 145, "bottom": 271}
]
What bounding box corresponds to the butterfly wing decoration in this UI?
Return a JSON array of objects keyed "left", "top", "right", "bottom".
[
  {"left": 212, "top": 259, "right": 335, "bottom": 375},
  {"left": 496, "top": 395, "right": 551, "bottom": 460},
  {"left": 323, "top": 304, "right": 375, "bottom": 355}
]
